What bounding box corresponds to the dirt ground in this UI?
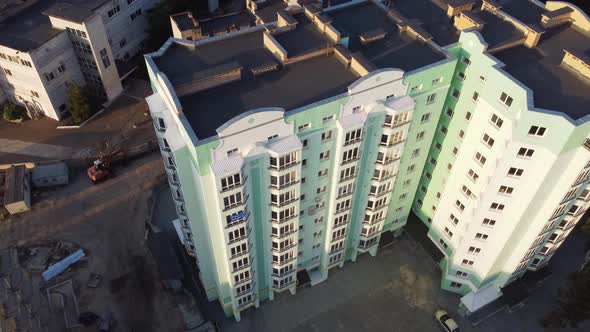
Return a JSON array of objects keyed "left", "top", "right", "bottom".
[{"left": 0, "top": 153, "right": 185, "bottom": 331}]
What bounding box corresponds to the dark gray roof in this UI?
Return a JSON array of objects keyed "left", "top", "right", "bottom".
[
  {"left": 543, "top": 6, "right": 574, "bottom": 19},
  {"left": 179, "top": 54, "right": 359, "bottom": 138},
  {"left": 256, "top": 0, "right": 287, "bottom": 23},
  {"left": 392, "top": 0, "right": 461, "bottom": 47},
  {"left": 494, "top": 24, "right": 590, "bottom": 120},
  {"left": 171, "top": 12, "right": 195, "bottom": 31},
  {"left": 496, "top": 0, "right": 547, "bottom": 26},
  {"left": 0, "top": 0, "right": 62, "bottom": 51},
  {"left": 473, "top": 9, "right": 526, "bottom": 49},
  {"left": 154, "top": 31, "right": 276, "bottom": 86},
  {"left": 199, "top": 12, "right": 257, "bottom": 35},
  {"left": 330, "top": 2, "right": 446, "bottom": 71},
  {"left": 43, "top": 0, "right": 108, "bottom": 23},
  {"left": 273, "top": 13, "right": 333, "bottom": 57}
]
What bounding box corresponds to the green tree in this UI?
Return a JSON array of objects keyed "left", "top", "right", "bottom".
[
  {"left": 2, "top": 103, "right": 25, "bottom": 121},
  {"left": 66, "top": 82, "right": 91, "bottom": 124},
  {"left": 541, "top": 266, "right": 590, "bottom": 329}
]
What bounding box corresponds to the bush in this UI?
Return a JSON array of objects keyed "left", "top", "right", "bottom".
[{"left": 3, "top": 103, "right": 25, "bottom": 121}]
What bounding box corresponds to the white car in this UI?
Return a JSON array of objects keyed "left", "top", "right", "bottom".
[{"left": 435, "top": 310, "right": 460, "bottom": 332}]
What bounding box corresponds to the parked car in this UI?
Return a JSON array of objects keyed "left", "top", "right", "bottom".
[{"left": 435, "top": 310, "right": 460, "bottom": 332}]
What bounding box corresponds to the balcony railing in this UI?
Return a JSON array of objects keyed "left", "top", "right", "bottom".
[
  {"left": 340, "top": 156, "right": 361, "bottom": 166},
  {"left": 363, "top": 216, "right": 386, "bottom": 226},
  {"left": 376, "top": 156, "right": 400, "bottom": 166},
  {"left": 358, "top": 240, "right": 379, "bottom": 250},
  {"left": 229, "top": 243, "right": 252, "bottom": 260},
  {"left": 269, "top": 180, "right": 300, "bottom": 191},
  {"left": 339, "top": 174, "right": 357, "bottom": 183},
  {"left": 270, "top": 213, "right": 298, "bottom": 225},
  {"left": 271, "top": 267, "right": 295, "bottom": 278},
  {"left": 234, "top": 273, "right": 254, "bottom": 287},
  {"left": 268, "top": 161, "right": 301, "bottom": 172},
  {"left": 220, "top": 175, "right": 247, "bottom": 193},
  {"left": 331, "top": 234, "right": 347, "bottom": 242},
  {"left": 271, "top": 242, "right": 297, "bottom": 253},
  {"left": 380, "top": 139, "right": 405, "bottom": 148},
  {"left": 232, "top": 261, "right": 252, "bottom": 274},
  {"left": 334, "top": 205, "right": 352, "bottom": 215},
  {"left": 227, "top": 226, "right": 252, "bottom": 245},
  {"left": 360, "top": 228, "right": 381, "bottom": 238},
  {"left": 336, "top": 191, "right": 354, "bottom": 200},
  {"left": 272, "top": 279, "right": 296, "bottom": 291},
  {"left": 272, "top": 256, "right": 296, "bottom": 266},
  {"left": 270, "top": 197, "right": 300, "bottom": 208},
  {"left": 384, "top": 119, "right": 411, "bottom": 129},
  {"left": 369, "top": 189, "right": 393, "bottom": 198},
  {"left": 329, "top": 246, "right": 345, "bottom": 255},
  {"left": 343, "top": 136, "right": 363, "bottom": 147},
  {"left": 235, "top": 282, "right": 256, "bottom": 298},
  {"left": 366, "top": 203, "right": 389, "bottom": 212},
  {"left": 223, "top": 194, "right": 250, "bottom": 212},
  {"left": 271, "top": 228, "right": 298, "bottom": 239},
  {"left": 236, "top": 295, "right": 257, "bottom": 309}
]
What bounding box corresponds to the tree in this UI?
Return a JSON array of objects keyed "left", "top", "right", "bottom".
[
  {"left": 541, "top": 266, "right": 590, "bottom": 329},
  {"left": 66, "top": 82, "right": 91, "bottom": 124},
  {"left": 2, "top": 103, "right": 25, "bottom": 121}
]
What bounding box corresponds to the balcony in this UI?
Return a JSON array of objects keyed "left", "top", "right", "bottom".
[
  {"left": 234, "top": 272, "right": 254, "bottom": 287},
  {"left": 229, "top": 243, "right": 252, "bottom": 260},
  {"left": 340, "top": 156, "right": 361, "bottom": 166},
  {"left": 272, "top": 255, "right": 297, "bottom": 266},
  {"left": 360, "top": 228, "right": 381, "bottom": 239},
  {"left": 235, "top": 282, "right": 256, "bottom": 297},
  {"left": 343, "top": 136, "right": 363, "bottom": 147},
  {"left": 223, "top": 194, "right": 250, "bottom": 212},
  {"left": 271, "top": 267, "right": 295, "bottom": 278},
  {"left": 358, "top": 239, "right": 379, "bottom": 250},
  {"left": 369, "top": 189, "right": 393, "bottom": 198},
  {"left": 226, "top": 211, "right": 250, "bottom": 229},
  {"left": 227, "top": 226, "right": 252, "bottom": 245},
  {"left": 380, "top": 139, "right": 406, "bottom": 148},
  {"left": 363, "top": 216, "right": 386, "bottom": 226},
  {"left": 331, "top": 234, "right": 347, "bottom": 242},
  {"left": 376, "top": 156, "right": 400, "bottom": 166},
  {"left": 272, "top": 279, "right": 296, "bottom": 291},
  {"left": 270, "top": 213, "right": 298, "bottom": 225},
  {"left": 336, "top": 191, "right": 354, "bottom": 200},
  {"left": 329, "top": 246, "right": 345, "bottom": 255},
  {"left": 271, "top": 242, "right": 297, "bottom": 253},
  {"left": 271, "top": 228, "right": 298, "bottom": 239},
  {"left": 220, "top": 175, "right": 247, "bottom": 194},
  {"left": 366, "top": 203, "right": 389, "bottom": 212},
  {"left": 333, "top": 220, "right": 348, "bottom": 229},
  {"left": 268, "top": 161, "right": 301, "bottom": 172},
  {"left": 232, "top": 261, "right": 252, "bottom": 274},
  {"left": 338, "top": 174, "right": 357, "bottom": 184},
  {"left": 270, "top": 197, "right": 300, "bottom": 208},
  {"left": 236, "top": 295, "right": 257, "bottom": 309},
  {"left": 384, "top": 119, "right": 411, "bottom": 129},
  {"left": 334, "top": 205, "right": 352, "bottom": 215},
  {"left": 373, "top": 172, "right": 397, "bottom": 182},
  {"left": 269, "top": 180, "right": 300, "bottom": 191}
]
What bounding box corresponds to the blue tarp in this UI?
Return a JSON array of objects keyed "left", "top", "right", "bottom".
[{"left": 42, "top": 249, "right": 85, "bottom": 281}]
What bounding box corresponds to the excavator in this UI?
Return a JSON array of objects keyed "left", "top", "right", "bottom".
[{"left": 86, "top": 148, "right": 126, "bottom": 184}]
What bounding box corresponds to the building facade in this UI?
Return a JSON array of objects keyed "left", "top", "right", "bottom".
[
  {"left": 0, "top": 0, "right": 160, "bottom": 120},
  {"left": 144, "top": 0, "right": 590, "bottom": 320}
]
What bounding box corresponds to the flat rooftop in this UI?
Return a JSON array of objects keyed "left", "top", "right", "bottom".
[
  {"left": 255, "top": 0, "right": 288, "bottom": 23},
  {"left": 0, "top": 0, "right": 62, "bottom": 51},
  {"left": 329, "top": 2, "right": 446, "bottom": 71},
  {"left": 154, "top": 31, "right": 277, "bottom": 86},
  {"left": 497, "top": 0, "right": 547, "bottom": 26},
  {"left": 495, "top": 24, "right": 590, "bottom": 120},
  {"left": 392, "top": 0, "right": 461, "bottom": 47},
  {"left": 42, "top": 0, "right": 108, "bottom": 23},
  {"left": 179, "top": 54, "right": 359, "bottom": 138},
  {"left": 199, "top": 12, "right": 257, "bottom": 35},
  {"left": 273, "top": 13, "right": 332, "bottom": 57},
  {"left": 471, "top": 9, "right": 526, "bottom": 49}
]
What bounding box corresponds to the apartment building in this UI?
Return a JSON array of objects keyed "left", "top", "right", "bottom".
[
  {"left": 144, "top": 0, "right": 590, "bottom": 320},
  {"left": 0, "top": 0, "right": 160, "bottom": 120}
]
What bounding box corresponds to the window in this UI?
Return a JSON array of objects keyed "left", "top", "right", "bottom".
[
  {"left": 411, "top": 84, "right": 423, "bottom": 93},
  {"left": 430, "top": 157, "right": 437, "bottom": 166},
  {"left": 490, "top": 202, "right": 505, "bottom": 211},
  {"left": 468, "top": 246, "right": 481, "bottom": 254},
  {"left": 411, "top": 149, "right": 420, "bottom": 158},
  {"left": 20, "top": 59, "right": 32, "bottom": 67},
  {"left": 439, "top": 239, "right": 448, "bottom": 249},
  {"left": 498, "top": 185, "right": 513, "bottom": 195},
  {"left": 107, "top": 5, "right": 121, "bottom": 18},
  {"left": 3, "top": 68, "right": 12, "bottom": 76},
  {"left": 440, "top": 125, "right": 448, "bottom": 135},
  {"left": 475, "top": 233, "right": 489, "bottom": 241},
  {"left": 528, "top": 126, "right": 546, "bottom": 137},
  {"left": 450, "top": 282, "right": 463, "bottom": 289},
  {"left": 317, "top": 168, "right": 328, "bottom": 177},
  {"left": 474, "top": 152, "right": 486, "bottom": 165},
  {"left": 267, "top": 134, "right": 279, "bottom": 141},
  {"left": 457, "top": 72, "right": 466, "bottom": 80},
  {"left": 467, "top": 169, "right": 479, "bottom": 182},
  {"left": 432, "top": 77, "right": 443, "bottom": 85},
  {"left": 321, "top": 130, "right": 332, "bottom": 141},
  {"left": 455, "top": 200, "right": 465, "bottom": 211},
  {"left": 456, "top": 271, "right": 468, "bottom": 278},
  {"left": 426, "top": 93, "right": 436, "bottom": 104},
  {"left": 341, "top": 147, "right": 360, "bottom": 164},
  {"left": 465, "top": 111, "right": 472, "bottom": 121},
  {"left": 490, "top": 113, "right": 503, "bottom": 128},
  {"left": 479, "top": 75, "right": 486, "bottom": 81},
  {"left": 31, "top": 90, "right": 39, "bottom": 98},
  {"left": 459, "top": 130, "right": 465, "bottom": 139},
  {"left": 421, "top": 113, "right": 431, "bottom": 123},
  {"left": 44, "top": 72, "right": 55, "bottom": 82},
  {"left": 444, "top": 227, "right": 453, "bottom": 238},
  {"left": 472, "top": 92, "right": 479, "bottom": 102},
  {"left": 462, "top": 57, "right": 471, "bottom": 65},
  {"left": 322, "top": 115, "right": 334, "bottom": 123},
  {"left": 449, "top": 213, "right": 459, "bottom": 225},
  {"left": 119, "top": 38, "right": 127, "bottom": 48},
  {"left": 386, "top": 94, "right": 395, "bottom": 100},
  {"left": 451, "top": 88, "right": 460, "bottom": 99},
  {"left": 319, "top": 150, "right": 330, "bottom": 161},
  {"left": 416, "top": 131, "right": 425, "bottom": 140},
  {"left": 130, "top": 8, "right": 142, "bottom": 20},
  {"left": 302, "top": 139, "right": 308, "bottom": 147},
  {"left": 344, "top": 128, "right": 362, "bottom": 145},
  {"left": 507, "top": 167, "right": 524, "bottom": 177},
  {"left": 461, "top": 185, "right": 473, "bottom": 198},
  {"left": 223, "top": 192, "right": 243, "bottom": 210},
  {"left": 352, "top": 105, "right": 361, "bottom": 112},
  {"left": 462, "top": 259, "right": 474, "bottom": 266},
  {"left": 482, "top": 133, "right": 495, "bottom": 148},
  {"left": 517, "top": 147, "right": 534, "bottom": 158},
  {"left": 446, "top": 107, "right": 454, "bottom": 118},
  {"left": 407, "top": 164, "right": 415, "bottom": 173},
  {"left": 499, "top": 92, "right": 513, "bottom": 107},
  {"left": 99, "top": 49, "right": 111, "bottom": 68},
  {"left": 298, "top": 123, "right": 311, "bottom": 132},
  {"left": 435, "top": 142, "right": 442, "bottom": 151}
]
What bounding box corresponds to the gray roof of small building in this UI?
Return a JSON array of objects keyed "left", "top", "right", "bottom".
[
  {"left": 3, "top": 165, "right": 26, "bottom": 205},
  {"left": 0, "top": 0, "right": 62, "bottom": 51},
  {"left": 255, "top": 0, "right": 288, "bottom": 23},
  {"left": 42, "top": 0, "right": 108, "bottom": 23},
  {"left": 199, "top": 11, "right": 257, "bottom": 35},
  {"left": 273, "top": 13, "right": 333, "bottom": 57},
  {"left": 472, "top": 9, "right": 526, "bottom": 49},
  {"left": 496, "top": 0, "right": 547, "bottom": 26},
  {"left": 494, "top": 24, "right": 590, "bottom": 120}
]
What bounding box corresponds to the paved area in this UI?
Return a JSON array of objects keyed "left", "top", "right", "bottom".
[
  {"left": 0, "top": 78, "right": 154, "bottom": 164},
  {"left": 0, "top": 153, "right": 186, "bottom": 331}
]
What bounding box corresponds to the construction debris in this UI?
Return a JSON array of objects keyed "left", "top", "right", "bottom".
[{"left": 42, "top": 249, "right": 85, "bottom": 282}]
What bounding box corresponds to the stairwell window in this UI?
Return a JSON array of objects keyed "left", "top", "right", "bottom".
[
  {"left": 517, "top": 147, "right": 535, "bottom": 158},
  {"left": 498, "top": 185, "right": 513, "bottom": 195},
  {"left": 475, "top": 233, "right": 488, "bottom": 241},
  {"left": 298, "top": 123, "right": 311, "bottom": 132},
  {"left": 528, "top": 126, "right": 546, "bottom": 137},
  {"left": 482, "top": 218, "right": 496, "bottom": 227},
  {"left": 482, "top": 133, "right": 495, "bottom": 148},
  {"left": 421, "top": 113, "right": 431, "bottom": 123},
  {"left": 99, "top": 49, "right": 111, "bottom": 68},
  {"left": 499, "top": 92, "right": 513, "bottom": 107},
  {"left": 490, "top": 113, "right": 504, "bottom": 128},
  {"left": 472, "top": 92, "right": 479, "bottom": 102},
  {"left": 107, "top": 4, "right": 120, "bottom": 18},
  {"left": 449, "top": 213, "right": 459, "bottom": 225},
  {"left": 457, "top": 72, "right": 466, "bottom": 81},
  {"left": 474, "top": 152, "right": 487, "bottom": 165},
  {"left": 451, "top": 88, "right": 460, "bottom": 99},
  {"left": 426, "top": 93, "right": 437, "bottom": 104},
  {"left": 455, "top": 200, "right": 465, "bottom": 211},
  {"left": 507, "top": 167, "right": 524, "bottom": 177},
  {"left": 468, "top": 246, "right": 481, "bottom": 254},
  {"left": 490, "top": 202, "right": 505, "bottom": 211}
]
